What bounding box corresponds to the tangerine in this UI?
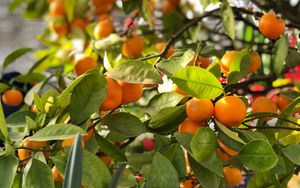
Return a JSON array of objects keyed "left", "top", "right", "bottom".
[
  {"left": 2, "top": 89, "right": 23, "bottom": 107},
  {"left": 178, "top": 118, "right": 204, "bottom": 135},
  {"left": 118, "top": 81, "right": 143, "bottom": 104},
  {"left": 259, "top": 12, "right": 285, "bottom": 40},
  {"left": 100, "top": 77, "right": 123, "bottom": 111},
  {"left": 186, "top": 98, "right": 214, "bottom": 122}
]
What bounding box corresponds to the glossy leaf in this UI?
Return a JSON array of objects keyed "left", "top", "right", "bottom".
[
  {"left": 191, "top": 128, "right": 217, "bottom": 161},
  {"left": 237, "top": 140, "right": 278, "bottom": 171},
  {"left": 2, "top": 47, "right": 32, "bottom": 70},
  {"left": 286, "top": 49, "right": 300, "bottom": 69},
  {"left": 189, "top": 155, "right": 220, "bottom": 188},
  {"left": 63, "top": 134, "right": 82, "bottom": 188},
  {"left": 228, "top": 49, "right": 250, "bottom": 84},
  {"left": 147, "top": 152, "right": 179, "bottom": 188},
  {"left": 103, "top": 112, "right": 146, "bottom": 137},
  {"left": 273, "top": 35, "right": 289, "bottom": 75},
  {"left": 171, "top": 66, "right": 223, "bottom": 99},
  {"left": 22, "top": 158, "right": 54, "bottom": 188},
  {"left": 146, "top": 92, "right": 184, "bottom": 115},
  {"left": 108, "top": 163, "right": 126, "bottom": 188},
  {"left": 247, "top": 172, "right": 279, "bottom": 188},
  {"left": 28, "top": 124, "right": 86, "bottom": 141},
  {"left": 94, "top": 34, "right": 122, "bottom": 51},
  {"left": 106, "top": 61, "right": 163, "bottom": 84},
  {"left": 95, "top": 134, "right": 127, "bottom": 162},
  {"left": 0, "top": 103, "right": 8, "bottom": 142},
  {"left": 207, "top": 63, "right": 221, "bottom": 78},
  {"left": 221, "top": 0, "right": 235, "bottom": 39},
  {"left": 174, "top": 132, "right": 192, "bottom": 153},
  {"left": 0, "top": 154, "right": 19, "bottom": 188},
  {"left": 70, "top": 69, "right": 107, "bottom": 124},
  {"left": 281, "top": 144, "right": 300, "bottom": 165}
]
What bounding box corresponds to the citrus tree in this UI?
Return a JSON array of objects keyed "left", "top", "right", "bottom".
[{"left": 1, "top": 0, "right": 300, "bottom": 187}]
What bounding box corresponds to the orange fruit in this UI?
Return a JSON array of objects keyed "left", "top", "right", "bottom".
[
  {"left": 100, "top": 77, "right": 123, "bottom": 111},
  {"left": 252, "top": 96, "right": 278, "bottom": 121},
  {"left": 186, "top": 98, "right": 214, "bottom": 122},
  {"left": 118, "top": 81, "right": 143, "bottom": 104},
  {"left": 122, "top": 35, "right": 144, "bottom": 58},
  {"left": 249, "top": 51, "right": 261, "bottom": 73},
  {"left": 2, "top": 89, "right": 23, "bottom": 107},
  {"left": 217, "top": 139, "right": 238, "bottom": 157},
  {"left": 93, "top": 16, "right": 114, "bottom": 39},
  {"left": 49, "top": 21, "right": 69, "bottom": 37},
  {"left": 162, "top": 0, "right": 180, "bottom": 13},
  {"left": 62, "top": 137, "right": 85, "bottom": 148},
  {"left": 100, "top": 155, "right": 112, "bottom": 166},
  {"left": 83, "top": 126, "right": 94, "bottom": 142},
  {"left": 52, "top": 166, "right": 64, "bottom": 183},
  {"left": 49, "top": 0, "right": 65, "bottom": 17},
  {"left": 259, "top": 12, "right": 285, "bottom": 40},
  {"left": 155, "top": 42, "right": 175, "bottom": 58},
  {"left": 178, "top": 118, "right": 204, "bottom": 135},
  {"left": 171, "top": 84, "right": 189, "bottom": 103},
  {"left": 74, "top": 55, "right": 98, "bottom": 76},
  {"left": 276, "top": 95, "right": 300, "bottom": 113},
  {"left": 214, "top": 96, "right": 247, "bottom": 127},
  {"left": 18, "top": 138, "right": 47, "bottom": 163},
  {"left": 180, "top": 179, "right": 194, "bottom": 188},
  {"left": 223, "top": 166, "right": 243, "bottom": 187},
  {"left": 220, "top": 51, "right": 238, "bottom": 75},
  {"left": 216, "top": 148, "right": 231, "bottom": 161},
  {"left": 94, "top": 4, "right": 113, "bottom": 15},
  {"left": 72, "top": 18, "right": 88, "bottom": 30},
  {"left": 188, "top": 56, "right": 210, "bottom": 69}
]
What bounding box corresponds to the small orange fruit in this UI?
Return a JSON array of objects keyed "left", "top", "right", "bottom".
[
  {"left": 217, "top": 139, "right": 238, "bottom": 157},
  {"left": 62, "top": 137, "right": 85, "bottom": 148},
  {"left": 122, "top": 35, "right": 144, "bottom": 58},
  {"left": 155, "top": 42, "right": 175, "bottom": 58},
  {"left": 99, "top": 155, "right": 112, "bottom": 166},
  {"left": 83, "top": 126, "right": 95, "bottom": 142},
  {"left": 223, "top": 166, "right": 243, "bottom": 187},
  {"left": 171, "top": 84, "right": 189, "bottom": 103},
  {"left": 214, "top": 96, "right": 247, "bottom": 127},
  {"left": 74, "top": 55, "right": 98, "bottom": 76},
  {"left": 49, "top": 21, "right": 69, "bottom": 37},
  {"left": 259, "top": 12, "right": 285, "bottom": 40},
  {"left": 186, "top": 98, "right": 214, "bottom": 122},
  {"left": 18, "top": 138, "right": 47, "bottom": 163},
  {"left": 220, "top": 51, "right": 238, "bottom": 75},
  {"left": 188, "top": 56, "right": 210, "bottom": 69},
  {"left": 100, "top": 77, "right": 123, "bottom": 111},
  {"left": 216, "top": 148, "right": 231, "bottom": 161},
  {"left": 52, "top": 166, "right": 64, "bottom": 183},
  {"left": 249, "top": 51, "right": 261, "bottom": 73},
  {"left": 252, "top": 96, "right": 278, "bottom": 121},
  {"left": 118, "top": 81, "right": 143, "bottom": 104},
  {"left": 178, "top": 118, "right": 204, "bottom": 135},
  {"left": 72, "top": 18, "right": 88, "bottom": 30},
  {"left": 2, "top": 89, "right": 23, "bottom": 106},
  {"left": 162, "top": 0, "right": 180, "bottom": 13},
  {"left": 49, "top": 0, "right": 65, "bottom": 17},
  {"left": 93, "top": 16, "right": 114, "bottom": 39}
]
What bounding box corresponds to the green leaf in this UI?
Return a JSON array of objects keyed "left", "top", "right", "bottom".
[
  {"left": 63, "top": 134, "right": 82, "bottom": 188},
  {"left": 94, "top": 34, "right": 122, "bottom": 51},
  {"left": 148, "top": 105, "right": 186, "bottom": 131},
  {"left": 0, "top": 83, "right": 10, "bottom": 93},
  {"left": 28, "top": 124, "right": 86, "bottom": 141},
  {"left": 52, "top": 150, "right": 112, "bottom": 188},
  {"left": 103, "top": 112, "right": 146, "bottom": 137},
  {"left": 286, "top": 49, "right": 300, "bottom": 69},
  {"left": 0, "top": 103, "right": 8, "bottom": 142},
  {"left": 2, "top": 48, "right": 32, "bottom": 70},
  {"left": 0, "top": 154, "right": 19, "bottom": 188},
  {"left": 95, "top": 134, "right": 127, "bottom": 162},
  {"left": 215, "top": 121, "right": 245, "bottom": 151},
  {"left": 200, "top": 46, "right": 223, "bottom": 59},
  {"left": 228, "top": 49, "right": 251, "bottom": 84},
  {"left": 281, "top": 144, "right": 300, "bottom": 165},
  {"left": 171, "top": 144, "right": 187, "bottom": 179},
  {"left": 6, "top": 110, "right": 36, "bottom": 127},
  {"left": 14, "top": 73, "right": 46, "bottom": 83},
  {"left": 221, "top": 0, "right": 235, "bottom": 39},
  {"left": 237, "top": 140, "right": 278, "bottom": 171},
  {"left": 122, "top": 0, "right": 141, "bottom": 14},
  {"left": 171, "top": 66, "right": 223, "bottom": 99},
  {"left": 106, "top": 60, "right": 163, "bottom": 84},
  {"left": 272, "top": 35, "right": 289, "bottom": 75},
  {"left": 188, "top": 155, "right": 220, "bottom": 188},
  {"left": 65, "top": 0, "right": 76, "bottom": 22},
  {"left": 146, "top": 92, "right": 184, "bottom": 115},
  {"left": 24, "top": 82, "right": 42, "bottom": 105},
  {"left": 22, "top": 158, "right": 54, "bottom": 188},
  {"left": 191, "top": 128, "right": 217, "bottom": 161},
  {"left": 147, "top": 152, "right": 179, "bottom": 188},
  {"left": 157, "top": 50, "right": 195, "bottom": 76},
  {"left": 276, "top": 97, "right": 300, "bottom": 126},
  {"left": 247, "top": 172, "right": 279, "bottom": 188},
  {"left": 139, "top": 0, "right": 153, "bottom": 28},
  {"left": 108, "top": 163, "right": 126, "bottom": 188},
  {"left": 270, "top": 156, "right": 286, "bottom": 175},
  {"left": 174, "top": 132, "right": 192, "bottom": 153},
  {"left": 207, "top": 63, "right": 221, "bottom": 78},
  {"left": 236, "top": 130, "right": 268, "bottom": 143},
  {"left": 70, "top": 69, "right": 107, "bottom": 125},
  {"left": 8, "top": 0, "right": 23, "bottom": 11}
]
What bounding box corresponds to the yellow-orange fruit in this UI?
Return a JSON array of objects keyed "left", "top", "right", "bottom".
[
  {"left": 259, "top": 12, "right": 285, "bottom": 40},
  {"left": 100, "top": 77, "right": 123, "bottom": 111},
  {"left": 122, "top": 35, "right": 144, "bottom": 58},
  {"left": 251, "top": 96, "right": 278, "bottom": 121},
  {"left": 186, "top": 98, "right": 214, "bottom": 122},
  {"left": 178, "top": 118, "right": 204, "bottom": 135},
  {"left": 118, "top": 81, "right": 143, "bottom": 104},
  {"left": 2, "top": 89, "right": 23, "bottom": 106}
]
